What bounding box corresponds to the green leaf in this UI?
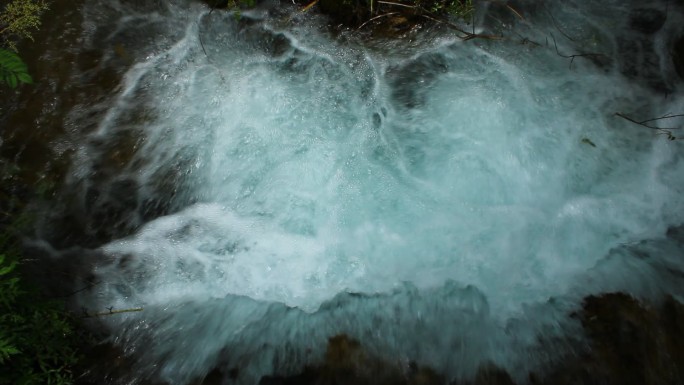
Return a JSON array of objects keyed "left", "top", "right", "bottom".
[
  {"left": 17, "top": 72, "right": 33, "bottom": 84},
  {"left": 7, "top": 74, "right": 18, "bottom": 88},
  {"left": 0, "top": 338, "right": 20, "bottom": 364},
  {"left": 0, "top": 255, "right": 16, "bottom": 275},
  {"left": 0, "top": 48, "right": 32, "bottom": 88}
]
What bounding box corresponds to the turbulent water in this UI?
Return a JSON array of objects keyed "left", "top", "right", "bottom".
[{"left": 14, "top": 0, "right": 684, "bottom": 383}]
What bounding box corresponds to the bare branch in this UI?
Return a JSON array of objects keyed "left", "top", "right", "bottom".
[
  {"left": 546, "top": 5, "right": 576, "bottom": 42},
  {"left": 82, "top": 307, "right": 144, "bottom": 318},
  {"left": 419, "top": 13, "right": 501, "bottom": 41},
  {"left": 615, "top": 112, "right": 681, "bottom": 140},
  {"left": 638, "top": 113, "right": 684, "bottom": 125},
  {"left": 550, "top": 33, "right": 606, "bottom": 67}
]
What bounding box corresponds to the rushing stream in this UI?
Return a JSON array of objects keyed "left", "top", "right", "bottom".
[{"left": 4, "top": 0, "right": 684, "bottom": 383}]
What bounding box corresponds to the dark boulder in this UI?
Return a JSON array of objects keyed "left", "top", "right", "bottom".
[
  {"left": 318, "top": 0, "right": 367, "bottom": 26},
  {"left": 673, "top": 35, "right": 684, "bottom": 79},
  {"left": 629, "top": 8, "right": 666, "bottom": 35}
]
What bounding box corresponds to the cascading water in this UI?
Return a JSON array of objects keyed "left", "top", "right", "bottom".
[{"left": 13, "top": 0, "right": 684, "bottom": 383}]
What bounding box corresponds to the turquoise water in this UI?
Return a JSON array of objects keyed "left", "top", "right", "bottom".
[{"left": 24, "top": 0, "right": 684, "bottom": 383}]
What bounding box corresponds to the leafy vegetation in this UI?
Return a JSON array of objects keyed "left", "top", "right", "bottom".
[
  {"left": 436, "top": 0, "right": 474, "bottom": 19},
  {"left": 0, "top": 48, "right": 31, "bottom": 88},
  {"left": 0, "top": 256, "right": 81, "bottom": 385},
  {"left": 0, "top": 0, "right": 48, "bottom": 88},
  {"left": 1, "top": 1, "right": 87, "bottom": 383},
  {"left": 0, "top": 176, "right": 82, "bottom": 385},
  {"left": 0, "top": 0, "right": 49, "bottom": 52}
]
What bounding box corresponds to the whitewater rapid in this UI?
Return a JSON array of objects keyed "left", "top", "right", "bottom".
[{"left": 27, "top": 0, "right": 684, "bottom": 383}]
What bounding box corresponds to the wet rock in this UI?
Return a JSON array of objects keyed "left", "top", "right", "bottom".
[
  {"left": 140, "top": 197, "right": 172, "bottom": 221},
  {"left": 531, "top": 293, "right": 684, "bottom": 385},
  {"left": 259, "top": 334, "right": 444, "bottom": 385},
  {"left": 617, "top": 37, "right": 669, "bottom": 93},
  {"left": 470, "top": 364, "right": 516, "bottom": 385},
  {"left": 666, "top": 224, "right": 684, "bottom": 246},
  {"left": 189, "top": 367, "right": 239, "bottom": 385},
  {"left": 74, "top": 343, "right": 169, "bottom": 385},
  {"left": 386, "top": 52, "right": 450, "bottom": 109},
  {"left": 629, "top": 8, "right": 666, "bottom": 35},
  {"left": 372, "top": 111, "right": 382, "bottom": 128},
  {"left": 319, "top": 0, "right": 367, "bottom": 26},
  {"left": 90, "top": 178, "right": 138, "bottom": 218},
  {"left": 673, "top": 35, "right": 684, "bottom": 79},
  {"left": 312, "top": 0, "right": 468, "bottom": 34},
  {"left": 109, "top": 178, "right": 139, "bottom": 211}
]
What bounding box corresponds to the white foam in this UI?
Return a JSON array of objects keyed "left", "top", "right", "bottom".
[{"left": 62, "top": 0, "right": 684, "bottom": 383}]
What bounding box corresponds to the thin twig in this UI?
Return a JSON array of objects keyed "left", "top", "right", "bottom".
[
  {"left": 546, "top": 6, "right": 576, "bottom": 42},
  {"left": 483, "top": 0, "right": 525, "bottom": 21},
  {"left": 199, "top": 31, "right": 209, "bottom": 58},
  {"left": 615, "top": 112, "right": 682, "bottom": 130},
  {"left": 301, "top": 0, "right": 319, "bottom": 12},
  {"left": 504, "top": 3, "right": 525, "bottom": 21},
  {"left": 550, "top": 33, "right": 606, "bottom": 67},
  {"left": 357, "top": 12, "right": 400, "bottom": 30},
  {"left": 199, "top": 0, "right": 223, "bottom": 58},
  {"left": 513, "top": 31, "right": 541, "bottom": 46},
  {"left": 615, "top": 112, "right": 681, "bottom": 140},
  {"left": 638, "top": 113, "right": 684, "bottom": 125},
  {"left": 377, "top": 1, "right": 417, "bottom": 10},
  {"left": 419, "top": 14, "right": 500, "bottom": 40},
  {"left": 82, "top": 307, "right": 144, "bottom": 318},
  {"left": 62, "top": 280, "right": 101, "bottom": 298}
]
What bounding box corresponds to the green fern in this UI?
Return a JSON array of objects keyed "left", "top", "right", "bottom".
[
  {"left": 0, "top": 336, "right": 20, "bottom": 364},
  {"left": 0, "top": 251, "right": 80, "bottom": 385},
  {"left": 0, "top": 48, "right": 32, "bottom": 88},
  {"left": 0, "top": 254, "right": 21, "bottom": 364}
]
